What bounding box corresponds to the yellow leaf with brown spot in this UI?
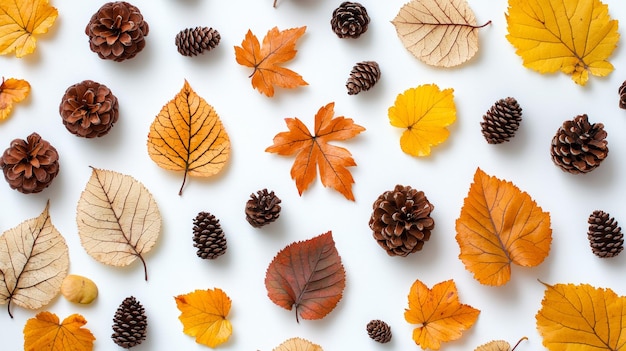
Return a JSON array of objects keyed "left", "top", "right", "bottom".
[{"left": 0, "top": 0, "right": 58, "bottom": 57}]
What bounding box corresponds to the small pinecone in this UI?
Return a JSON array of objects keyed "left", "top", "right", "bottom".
[
  {"left": 175, "top": 27, "right": 220, "bottom": 57},
  {"left": 618, "top": 80, "right": 626, "bottom": 109},
  {"left": 193, "top": 212, "right": 227, "bottom": 259},
  {"left": 366, "top": 319, "right": 392, "bottom": 343},
  {"left": 85, "top": 1, "right": 149, "bottom": 62},
  {"left": 588, "top": 210, "right": 624, "bottom": 258},
  {"left": 481, "top": 97, "right": 522, "bottom": 144},
  {"left": 331, "top": 2, "right": 370, "bottom": 39},
  {"left": 111, "top": 296, "right": 147, "bottom": 349},
  {"left": 245, "top": 189, "right": 282, "bottom": 228},
  {"left": 59, "top": 80, "right": 119, "bottom": 138},
  {"left": 346, "top": 61, "right": 380, "bottom": 95},
  {"left": 550, "top": 114, "right": 608, "bottom": 174},
  {"left": 369, "top": 185, "right": 435, "bottom": 257},
  {"left": 0, "top": 133, "right": 59, "bottom": 194}
]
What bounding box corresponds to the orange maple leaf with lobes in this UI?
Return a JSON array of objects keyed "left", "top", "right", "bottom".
[{"left": 266, "top": 102, "right": 365, "bottom": 201}]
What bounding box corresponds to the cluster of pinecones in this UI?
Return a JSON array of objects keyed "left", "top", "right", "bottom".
[
  {"left": 111, "top": 296, "right": 148, "bottom": 348},
  {"left": 588, "top": 210, "right": 623, "bottom": 258},
  {"left": 59, "top": 80, "right": 119, "bottom": 138}
]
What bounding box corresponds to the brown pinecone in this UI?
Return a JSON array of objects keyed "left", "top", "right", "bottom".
[
  {"left": 550, "top": 114, "right": 608, "bottom": 174},
  {"left": 366, "top": 319, "right": 392, "bottom": 343},
  {"left": 331, "top": 2, "right": 370, "bottom": 39},
  {"left": 245, "top": 189, "right": 281, "bottom": 228},
  {"left": 175, "top": 27, "right": 220, "bottom": 57},
  {"left": 59, "top": 80, "right": 119, "bottom": 138},
  {"left": 588, "top": 210, "right": 623, "bottom": 258},
  {"left": 346, "top": 61, "right": 380, "bottom": 95},
  {"left": 85, "top": 1, "right": 149, "bottom": 62},
  {"left": 0, "top": 133, "right": 59, "bottom": 194},
  {"left": 111, "top": 296, "right": 147, "bottom": 349},
  {"left": 369, "top": 185, "right": 435, "bottom": 257},
  {"left": 193, "top": 211, "right": 227, "bottom": 259},
  {"left": 481, "top": 97, "right": 522, "bottom": 144},
  {"left": 618, "top": 80, "right": 626, "bottom": 109}
]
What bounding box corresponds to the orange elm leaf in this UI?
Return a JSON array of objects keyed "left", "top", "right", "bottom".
[
  {"left": 175, "top": 288, "right": 233, "bottom": 348},
  {"left": 0, "top": 0, "right": 58, "bottom": 57},
  {"left": 0, "top": 77, "right": 30, "bottom": 121},
  {"left": 23, "top": 312, "right": 95, "bottom": 351}
]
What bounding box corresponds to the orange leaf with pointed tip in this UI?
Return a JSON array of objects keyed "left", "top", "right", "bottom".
[
  {"left": 0, "top": 77, "right": 30, "bottom": 121},
  {"left": 175, "top": 288, "right": 233, "bottom": 348},
  {"left": 23, "top": 312, "right": 95, "bottom": 351},
  {"left": 0, "top": 0, "right": 57, "bottom": 57}
]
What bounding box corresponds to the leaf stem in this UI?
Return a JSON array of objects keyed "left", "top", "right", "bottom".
[
  {"left": 7, "top": 300, "right": 13, "bottom": 319},
  {"left": 139, "top": 254, "right": 149, "bottom": 281},
  {"left": 511, "top": 337, "right": 528, "bottom": 351},
  {"left": 179, "top": 169, "right": 188, "bottom": 196},
  {"left": 474, "top": 20, "right": 492, "bottom": 29}
]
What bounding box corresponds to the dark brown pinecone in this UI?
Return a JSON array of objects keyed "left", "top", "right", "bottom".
[
  {"left": 366, "top": 319, "right": 392, "bottom": 343},
  {"left": 85, "top": 1, "right": 149, "bottom": 62},
  {"left": 481, "top": 97, "right": 522, "bottom": 144},
  {"left": 193, "top": 211, "right": 227, "bottom": 259},
  {"left": 618, "top": 80, "right": 626, "bottom": 109},
  {"left": 346, "top": 61, "right": 380, "bottom": 95},
  {"left": 588, "top": 210, "right": 623, "bottom": 258},
  {"left": 59, "top": 80, "right": 119, "bottom": 138},
  {"left": 331, "top": 2, "right": 370, "bottom": 39},
  {"left": 175, "top": 27, "right": 220, "bottom": 57},
  {"left": 111, "top": 296, "right": 147, "bottom": 349},
  {"left": 369, "top": 185, "right": 435, "bottom": 257},
  {"left": 550, "top": 114, "right": 608, "bottom": 174},
  {"left": 0, "top": 133, "right": 59, "bottom": 194},
  {"left": 245, "top": 189, "right": 281, "bottom": 228}
]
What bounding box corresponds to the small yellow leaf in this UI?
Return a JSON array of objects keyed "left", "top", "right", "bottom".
[
  {"left": 272, "top": 337, "right": 323, "bottom": 351},
  {"left": 23, "top": 312, "right": 95, "bottom": 351},
  {"left": 175, "top": 288, "right": 233, "bottom": 348},
  {"left": 0, "top": 0, "right": 58, "bottom": 57},
  {"left": 0, "top": 77, "right": 30, "bottom": 121}
]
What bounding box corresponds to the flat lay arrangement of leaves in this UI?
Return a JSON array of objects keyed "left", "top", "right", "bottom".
[{"left": 1, "top": 0, "right": 626, "bottom": 350}]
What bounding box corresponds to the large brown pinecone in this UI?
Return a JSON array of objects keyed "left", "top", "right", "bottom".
[
  {"left": 193, "top": 212, "right": 227, "bottom": 259},
  {"left": 331, "top": 2, "right": 370, "bottom": 39},
  {"left": 59, "top": 80, "right": 119, "bottom": 138},
  {"left": 588, "top": 210, "right": 623, "bottom": 258},
  {"left": 85, "top": 1, "right": 149, "bottom": 62},
  {"left": 369, "top": 185, "right": 435, "bottom": 257},
  {"left": 175, "top": 27, "right": 220, "bottom": 57},
  {"left": 550, "top": 114, "right": 608, "bottom": 174},
  {"left": 366, "top": 319, "right": 392, "bottom": 343},
  {"left": 0, "top": 133, "right": 59, "bottom": 194},
  {"left": 481, "top": 97, "right": 522, "bottom": 144},
  {"left": 111, "top": 296, "right": 147, "bottom": 349},
  {"left": 245, "top": 189, "right": 281, "bottom": 228},
  {"left": 618, "top": 80, "right": 626, "bottom": 109},
  {"left": 346, "top": 61, "right": 380, "bottom": 95}
]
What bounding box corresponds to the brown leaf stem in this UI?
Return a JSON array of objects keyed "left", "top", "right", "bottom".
[
  {"left": 475, "top": 20, "right": 492, "bottom": 28},
  {"left": 511, "top": 337, "right": 528, "bottom": 351},
  {"left": 139, "top": 253, "right": 148, "bottom": 281},
  {"left": 178, "top": 169, "right": 188, "bottom": 196},
  {"left": 7, "top": 300, "right": 13, "bottom": 318}
]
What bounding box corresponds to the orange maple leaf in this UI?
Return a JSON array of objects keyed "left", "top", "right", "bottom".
[
  {"left": 265, "top": 102, "right": 365, "bottom": 201},
  {"left": 175, "top": 288, "right": 233, "bottom": 348},
  {"left": 234, "top": 26, "right": 308, "bottom": 97},
  {"left": 405, "top": 279, "right": 480, "bottom": 350},
  {"left": 0, "top": 0, "right": 58, "bottom": 57},
  {"left": 0, "top": 77, "right": 30, "bottom": 121},
  {"left": 455, "top": 168, "right": 552, "bottom": 286},
  {"left": 23, "top": 311, "right": 95, "bottom": 351}
]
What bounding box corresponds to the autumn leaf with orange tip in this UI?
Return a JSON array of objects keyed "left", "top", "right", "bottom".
[
  {"left": 175, "top": 288, "right": 233, "bottom": 348},
  {"left": 0, "top": 77, "right": 30, "bottom": 121},
  {"left": 23, "top": 312, "right": 95, "bottom": 351},
  {"left": 0, "top": 0, "right": 58, "bottom": 57}
]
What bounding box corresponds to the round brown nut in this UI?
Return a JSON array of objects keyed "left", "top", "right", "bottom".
[{"left": 61, "top": 274, "right": 98, "bottom": 304}]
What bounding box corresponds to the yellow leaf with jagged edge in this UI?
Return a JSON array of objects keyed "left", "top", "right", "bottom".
[
  {"left": 271, "top": 337, "right": 323, "bottom": 351},
  {"left": 0, "top": 0, "right": 58, "bottom": 57},
  {"left": 175, "top": 288, "right": 233, "bottom": 348},
  {"left": 23, "top": 312, "right": 95, "bottom": 351},
  {"left": 506, "top": 0, "right": 619, "bottom": 86},
  {"left": 0, "top": 77, "right": 30, "bottom": 121}
]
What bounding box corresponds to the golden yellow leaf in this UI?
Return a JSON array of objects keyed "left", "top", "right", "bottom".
[
  {"left": 506, "top": 0, "right": 619, "bottom": 86},
  {"left": 0, "top": 77, "right": 30, "bottom": 121},
  {"left": 272, "top": 337, "right": 323, "bottom": 351},
  {"left": 147, "top": 80, "right": 230, "bottom": 195},
  {"left": 0, "top": 0, "right": 58, "bottom": 57},
  {"left": 175, "top": 288, "right": 233, "bottom": 348},
  {"left": 0, "top": 201, "right": 69, "bottom": 318},
  {"left": 536, "top": 282, "right": 626, "bottom": 350},
  {"left": 455, "top": 168, "right": 552, "bottom": 286},
  {"left": 23, "top": 311, "right": 95, "bottom": 351},
  {"left": 388, "top": 84, "right": 456, "bottom": 157},
  {"left": 76, "top": 167, "right": 161, "bottom": 281}
]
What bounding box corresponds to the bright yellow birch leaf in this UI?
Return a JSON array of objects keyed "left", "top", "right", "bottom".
[
  {"left": 0, "top": 77, "right": 30, "bottom": 121},
  {"left": 175, "top": 288, "right": 233, "bottom": 348},
  {"left": 0, "top": 0, "right": 58, "bottom": 57},
  {"left": 506, "top": 0, "right": 619, "bottom": 86}
]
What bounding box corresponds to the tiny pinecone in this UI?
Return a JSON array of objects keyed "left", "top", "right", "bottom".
[
  {"left": 480, "top": 97, "right": 522, "bottom": 144},
  {"left": 245, "top": 189, "right": 282, "bottom": 228},
  {"left": 346, "top": 61, "right": 380, "bottom": 95},
  {"left": 618, "top": 80, "right": 626, "bottom": 109},
  {"left": 550, "top": 114, "right": 608, "bottom": 174},
  {"left": 331, "top": 2, "right": 370, "bottom": 39},
  {"left": 193, "top": 211, "right": 227, "bottom": 259},
  {"left": 369, "top": 185, "right": 435, "bottom": 257},
  {"left": 366, "top": 319, "right": 392, "bottom": 343},
  {"left": 111, "top": 296, "right": 147, "bottom": 349},
  {"left": 85, "top": 1, "right": 149, "bottom": 62},
  {"left": 175, "top": 27, "right": 220, "bottom": 56},
  {"left": 59, "top": 80, "right": 119, "bottom": 138},
  {"left": 0, "top": 133, "right": 59, "bottom": 194},
  {"left": 588, "top": 210, "right": 624, "bottom": 258}
]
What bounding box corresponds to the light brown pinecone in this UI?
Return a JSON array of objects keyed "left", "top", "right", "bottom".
[
  {"left": 550, "top": 114, "right": 608, "bottom": 174},
  {"left": 175, "top": 27, "right": 220, "bottom": 57},
  {"left": 331, "top": 2, "right": 370, "bottom": 39},
  {"left": 245, "top": 189, "right": 281, "bottom": 228},
  {"left": 481, "top": 97, "right": 522, "bottom": 144},
  {"left": 193, "top": 212, "right": 227, "bottom": 259},
  {"left": 369, "top": 185, "right": 435, "bottom": 257},
  {"left": 346, "top": 61, "right": 380, "bottom": 95},
  {"left": 111, "top": 296, "right": 147, "bottom": 349},
  {"left": 85, "top": 1, "right": 149, "bottom": 62},
  {"left": 366, "top": 319, "right": 392, "bottom": 343},
  {"left": 0, "top": 133, "right": 59, "bottom": 194},
  {"left": 588, "top": 210, "right": 623, "bottom": 258},
  {"left": 618, "top": 80, "right": 626, "bottom": 109},
  {"left": 59, "top": 80, "right": 119, "bottom": 138}
]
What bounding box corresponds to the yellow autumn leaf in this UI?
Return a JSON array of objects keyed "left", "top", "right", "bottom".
[
  {"left": 0, "top": 0, "right": 58, "bottom": 57},
  {"left": 388, "top": 84, "right": 456, "bottom": 157},
  {"left": 23, "top": 312, "right": 95, "bottom": 351},
  {"left": 175, "top": 288, "right": 233, "bottom": 348},
  {"left": 506, "top": 0, "right": 619, "bottom": 86},
  {"left": 147, "top": 80, "right": 230, "bottom": 195},
  {"left": 0, "top": 77, "right": 30, "bottom": 121}
]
